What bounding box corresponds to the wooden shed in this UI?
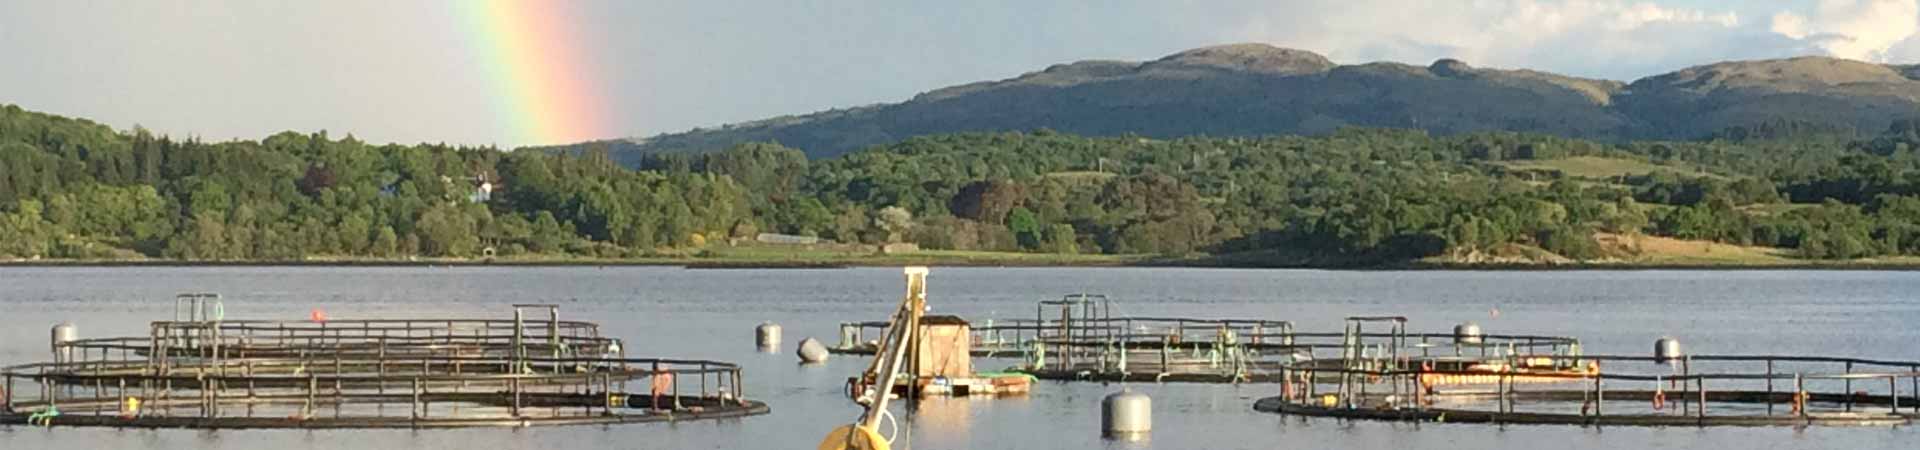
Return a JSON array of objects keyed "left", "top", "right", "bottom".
[{"left": 913, "top": 315, "right": 972, "bottom": 378}]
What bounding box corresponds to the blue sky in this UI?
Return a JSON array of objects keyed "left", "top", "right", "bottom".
[{"left": 1, "top": 0, "right": 1917, "bottom": 147}]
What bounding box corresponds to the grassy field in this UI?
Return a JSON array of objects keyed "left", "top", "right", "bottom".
[
  {"left": 1739, "top": 203, "right": 1817, "bottom": 216},
  {"left": 1495, "top": 156, "right": 1717, "bottom": 180},
  {"left": 1597, "top": 233, "right": 1797, "bottom": 265}
]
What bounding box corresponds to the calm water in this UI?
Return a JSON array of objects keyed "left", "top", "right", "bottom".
[{"left": 1, "top": 266, "right": 1916, "bottom": 449}]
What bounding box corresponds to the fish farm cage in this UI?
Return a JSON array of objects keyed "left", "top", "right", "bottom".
[
  {"left": 827, "top": 293, "right": 1920, "bottom": 427},
  {"left": 1253, "top": 319, "right": 1920, "bottom": 427},
  {"left": 832, "top": 295, "right": 1586, "bottom": 384},
  {"left": 1, "top": 294, "right": 768, "bottom": 429}
]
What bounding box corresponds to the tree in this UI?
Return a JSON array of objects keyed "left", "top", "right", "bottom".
[
  {"left": 416, "top": 205, "right": 478, "bottom": 256},
  {"left": 949, "top": 180, "right": 1025, "bottom": 224},
  {"left": 372, "top": 226, "right": 399, "bottom": 257},
  {"left": 873, "top": 206, "right": 913, "bottom": 243},
  {"left": 297, "top": 163, "right": 338, "bottom": 196},
  {"left": 529, "top": 211, "right": 568, "bottom": 253},
  {"left": 1008, "top": 207, "right": 1042, "bottom": 249},
  {"left": 1043, "top": 223, "right": 1079, "bottom": 254},
  {"left": 338, "top": 212, "right": 373, "bottom": 255}
]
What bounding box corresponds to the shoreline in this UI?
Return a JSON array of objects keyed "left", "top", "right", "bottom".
[{"left": 5, "top": 257, "right": 1920, "bottom": 271}]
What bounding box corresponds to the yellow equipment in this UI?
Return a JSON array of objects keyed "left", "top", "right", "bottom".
[{"left": 819, "top": 266, "right": 928, "bottom": 450}]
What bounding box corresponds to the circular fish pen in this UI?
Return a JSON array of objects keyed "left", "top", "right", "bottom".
[
  {"left": 831, "top": 296, "right": 1587, "bottom": 384},
  {"left": 1254, "top": 327, "right": 1920, "bottom": 426},
  {"left": 1, "top": 297, "right": 768, "bottom": 428}
]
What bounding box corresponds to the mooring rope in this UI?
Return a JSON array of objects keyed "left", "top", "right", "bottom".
[{"left": 27, "top": 405, "right": 59, "bottom": 427}]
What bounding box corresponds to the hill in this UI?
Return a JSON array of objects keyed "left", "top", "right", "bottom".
[{"left": 547, "top": 44, "right": 1920, "bottom": 164}]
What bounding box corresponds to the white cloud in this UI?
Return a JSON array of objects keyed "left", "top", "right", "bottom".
[
  {"left": 1225, "top": 0, "right": 1760, "bottom": 79},
  {"left": 1610, "top": 3, "right": 1739, "bottom": 31},
  {"left": 1769, "top": 0, "right": 1919, "bottom": 62},
  {"left": 1224, "top": 0, "right": 1920, "bottom": 80}
]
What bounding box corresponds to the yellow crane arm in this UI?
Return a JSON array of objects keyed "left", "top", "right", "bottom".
[{"left": 820, "top": 266, "right": 928, "bottom": 450}]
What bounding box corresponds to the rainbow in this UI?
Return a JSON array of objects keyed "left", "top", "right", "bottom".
[{"left": 457, "top": 1, "right": 610, "bottom": 147}]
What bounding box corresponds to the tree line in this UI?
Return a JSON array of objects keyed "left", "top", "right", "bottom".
[{"left": 6, "top": 103, "right": 1920, "bottom": 264}]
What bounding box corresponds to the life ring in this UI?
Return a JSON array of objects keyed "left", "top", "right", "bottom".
[
  {"left": 1791, "top": 391, "right": 1809, "bottom": 415},
  {"left": 1652, "top": 390, "right": 1666, "bottom": 410}
]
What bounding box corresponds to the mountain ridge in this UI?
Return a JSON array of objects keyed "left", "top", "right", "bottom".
[{"left": 557, "top": 43, "right": 1920, "bottom": 165}]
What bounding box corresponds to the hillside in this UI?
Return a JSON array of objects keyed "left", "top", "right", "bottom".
[{"left": 551, "top": 44, "right": 1920, "bottom": 164}]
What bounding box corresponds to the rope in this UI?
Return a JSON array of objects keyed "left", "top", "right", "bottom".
[
  {"left": 876, "top": 407, "right": 900, "bottom": 446},
  {"left": 1031, "top": 341, "right": 1046, "bottom": 370}
]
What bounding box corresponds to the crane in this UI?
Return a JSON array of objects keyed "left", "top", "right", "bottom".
[{"left": 818, "top": 266, "right": 928, "bottom": 450}]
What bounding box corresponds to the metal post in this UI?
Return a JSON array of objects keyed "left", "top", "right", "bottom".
[
  {"left": 378, "top": 335, "right": 387, "bottom": 394},
  {"left": 1765, "top": 359, "right": 1774, "bottom": 416},
  {"left": 548, "top": 306, "right": 560, "bottom": 371},
  {"left": 1160, "top": 335, "right": 1169, "bottom": 375},
  {"left": 1696, "top": 375, "right": 1706, "bottom": 422},
  {"left": 1680, "top": 357, "right": 1691, "bottom": 414},
  {"left": 305, "top": 373, "right": 317, "bottom": 418},
  {"left": 1795, "top": 373, "right": 1806, "bottom": 420},
  {"left": 412, "top": 377, "right": 422, "bottom": 422},
  {"left": 1594, "top": 374, "right": 1604, "bottom": 419},
  {"left": 1844, "top": 361, "right": 1854, "bottom": 412}
]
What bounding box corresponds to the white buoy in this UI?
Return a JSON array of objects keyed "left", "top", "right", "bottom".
[
  {"left": 1655, "top": 337, "right": 1683, "bottom": 364},
  {"left": 797, "top": 337, "right": 830, "bottom": 363},
  {"left": 51, "top": 322, "right": 78, "bottom": 364},
  {"left": 1102, "top": 389, "right": 1151, "bottom": 437},
  {"left": 1454, "top": 322, "right": 1484, "bottom": 344},
  {"left": 756, "top": 322, "right": 782, "bottom": 350}
]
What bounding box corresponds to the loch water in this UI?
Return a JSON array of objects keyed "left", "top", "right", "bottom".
[{"left": 1, "top": 266, "right": 1915, "bottom": 449}]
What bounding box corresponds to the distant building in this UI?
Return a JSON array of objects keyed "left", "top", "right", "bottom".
[
  {"left": 755, "top": 233, "right": 820, "bottom": 245},
  {"left": 469, "top": 181, "right": 495, "bottom": 203}
]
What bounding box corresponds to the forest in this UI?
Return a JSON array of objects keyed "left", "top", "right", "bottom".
[{"left": 6, "top": 102, "right": 1920, "bottom": 266}]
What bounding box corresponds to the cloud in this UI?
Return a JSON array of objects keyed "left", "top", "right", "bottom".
[
  {"left": 1769, "top": 0, "right": 1919, "bottom": 62},
  {"left": 1225, "top": 0, "right": 1762, "bottom": 79},
  {"left": 1224, "top": 0, "right": 1918, "bottom": 80}
]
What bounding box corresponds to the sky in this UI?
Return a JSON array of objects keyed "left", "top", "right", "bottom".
[{"left": 2, "top": 0, "right": 1918, "bottom": 148}]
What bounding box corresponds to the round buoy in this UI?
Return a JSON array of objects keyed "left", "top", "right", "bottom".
[
  {"left": 1655, "top": 337, "right": 1683, "bottom": 364},
  {"left": 756, "top": 322, "right": 783, "bottom": 349},
  {"left": 797, "top": 337, "right": 830, "bottom": 363},
  {"left": 1453, "top": 322, "right": 1483, "bottom": 345},
  {"left": 121, "top": 396, "right": 142, "bottom": 419},
  {"left": 50, "top": 322, "right": 78, "bottom": 364},
  {"left": 818, "top": 424, "right": 889, "bottom": 450},
  {"left": 1102, "top": 389, "right": 1151, "bottom": 437}
]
